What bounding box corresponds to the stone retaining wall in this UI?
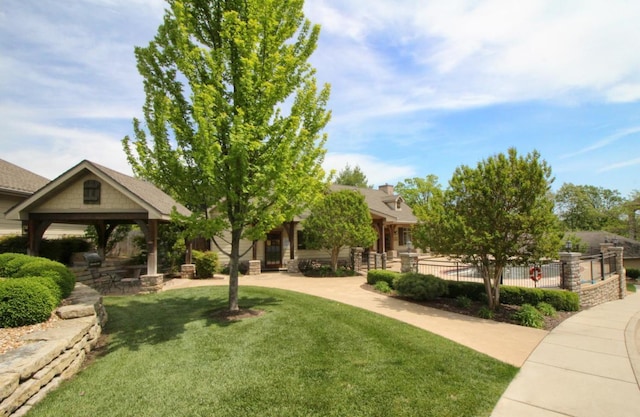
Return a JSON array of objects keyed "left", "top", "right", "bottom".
[
  {"left": 0, "top": 283, "right": 107, "bottom": 417},
  {"left": 580, "top": 276, "right": 622, "bottom": 309}
]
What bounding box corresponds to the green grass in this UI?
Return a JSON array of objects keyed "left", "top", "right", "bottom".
[
  {"left": 27, "top": 287, "right": 517, "bottom": 417},
  {"left": 627, "top": 282, "right": 637, "bottom": 293}
]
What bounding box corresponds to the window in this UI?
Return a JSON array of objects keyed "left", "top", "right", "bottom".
[
  {"left": 398, "top": 227, "right": 412, "bottom": 246},
  {"left": 297, "top": 230, "right": 307, "bottom": 250},
  {"left": 83, "top": 180, "right": 101, "bottom": 204}
]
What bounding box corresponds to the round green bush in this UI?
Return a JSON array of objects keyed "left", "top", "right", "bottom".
[
  {"left": 394, "top": 273, "right": 448, "bottom": 301},
  {"left": 192, "top": 250, "right": 219, "bottom": 279},
  {"left": 626, "top": 268, "right": 640, "bottom": 280},
  {"left": 14, "top": 258, "right": 76, "bottom": 298},
  {"left": 374, "top": 280, "right": 392, "bottom": 293},
  {"left": 366, "top": 270, "right": 400, "bottom": 287},
  {"left": 0, "top": 253, "right": 34, "bottom": 277},
  {"left": 0, "top": 279, "right": 56, "bottom": 327}
]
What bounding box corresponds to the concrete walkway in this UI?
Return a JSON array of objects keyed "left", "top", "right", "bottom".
[
  {"left": 491, "top": 290, "right": 640, "bottom": 417},
  {"left": 163, "top": 273, "right": 640, "bottom": 416}
]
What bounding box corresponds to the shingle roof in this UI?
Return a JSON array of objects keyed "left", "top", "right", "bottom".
[
  {"left": 330, "top": 184, "right": 418, "bottom": 224},
  {"left": 5, "top": 160, "right": 191, "bottom": 220},
  {"left": 0, "top": 159, "right": 49, "bottom": 196},
  {"left": 86, "top": 161, "right": 191, "bottom": 217},
  {"left": 573, "top": 231, "right": 640, "bottom": 259}
]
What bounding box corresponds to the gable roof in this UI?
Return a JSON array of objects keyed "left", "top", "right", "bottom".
[
  {"left": 330, "top": 184, "right": 417, "bottom": 224},
  {"left": 5, "top": 160, "right": 191, "bottom": 221},
  {"left": 0, "top": 159, "right": 49, "bottom": 197},
  {"left": 573, "top": 231, "right": 640, "bottom": 259}
]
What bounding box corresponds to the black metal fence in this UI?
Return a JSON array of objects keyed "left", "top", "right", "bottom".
[
  {"left": 416, "top": 259, "right": 563, "bottom": 289},
  {"left": 578, "top": 252, "right": 617, "bottom": 284}
]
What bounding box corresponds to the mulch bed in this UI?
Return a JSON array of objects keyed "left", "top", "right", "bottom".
[{"left": 362, "top": 284, "right": 576, "bottom": 331}]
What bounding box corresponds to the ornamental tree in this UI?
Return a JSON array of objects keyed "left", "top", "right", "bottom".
[
  {"left": 123, "top": 0, "right": 331, "bottom": 311},
  {"left": 414, "top": 148, "right": 560, "bottom": 310},
  {"left": 303, "top": 189, "right": 377, "bottom": 272}
]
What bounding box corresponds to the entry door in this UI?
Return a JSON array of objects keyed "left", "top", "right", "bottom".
[{"left": 265, "top": 231, "right": 282, "bottom": 269}]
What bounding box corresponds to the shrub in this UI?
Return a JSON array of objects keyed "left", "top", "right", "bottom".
[
  {"left": 478, "top": 306, "right": 494, "bottom": 320},
  {"left": 192, "top": 250, "right": 219, "bottom": 279},
  {"left": 394, "top": 273, "right": 448, "bottom": 301},
  {"left": 446, "top": 281, "right": 486, "bottom": 301},
  {"left": 297, "top": 259, "right": 321, "bottom": 274},
  {"left": 0, "top": 253, "right": 34, "bottom": 277},
  {"left": 0, "top": 279, "right": 56, "bottom": 327},
  {"left": 14, "top": 258, "right": 76, "bottom": 298},
  {"left": 0, "top": 235, "right": 91, "bottom": 265},
  {"left": 220, "top": 261, "right": 249, "bottom": 275},
  {"left": 536, "top": 302, "right": 557, "bottom": 317},
  {"left": 455, "top": 295, "right": 472, "bottom": 309},
  {"left": 367, "top": 270, "right": 400, "bottom": 287},
  {"left": 541, "top": 290, "right": 579, "bottom": 312},
  {"left": 627, "top": 268, "right": 640, "bottom": 280},
  {"left": 512, "top": 304, "right": 544, "bottom": 329},
  {"left": 374, "top": 281, "right": 392, "bottom": 293}
]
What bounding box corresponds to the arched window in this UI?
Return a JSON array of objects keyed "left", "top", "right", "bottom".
[{"left": 83, "top": 180, "right": 101, "bottom": 204}]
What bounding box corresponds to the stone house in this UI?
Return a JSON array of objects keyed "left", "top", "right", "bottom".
[{"left": 213, "top": 183, "right": 418, "bottom": 271}]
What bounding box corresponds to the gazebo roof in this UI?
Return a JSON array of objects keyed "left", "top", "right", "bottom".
[{"left": 5, "top": 160, "right": 191, "bottom": 222}]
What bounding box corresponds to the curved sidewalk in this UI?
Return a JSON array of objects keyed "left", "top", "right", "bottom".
[
  {"left": 163, "top": 273, "right": 547, "bottom": 367},
  {"left": 491, "top": 290, "right": 640, "bottom": 417}
]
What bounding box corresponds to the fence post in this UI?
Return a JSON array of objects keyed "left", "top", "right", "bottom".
[
  {"left": 607, "top": 246, "right": 625, "bottom": 299},
  {"left": 559, "top": 251, "right": 581, "bottom": 295}
]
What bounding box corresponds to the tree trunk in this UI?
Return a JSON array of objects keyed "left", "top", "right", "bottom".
[
  {"left": 228, "top": 228, "right": 242, "bottom": 311},
  {"left": 331, "top": 247, "right": 340, "bottom": 272}
]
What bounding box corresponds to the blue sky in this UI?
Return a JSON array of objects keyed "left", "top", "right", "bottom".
[{"left": 1, "top": 0, "right": 640, "bottom": 197}]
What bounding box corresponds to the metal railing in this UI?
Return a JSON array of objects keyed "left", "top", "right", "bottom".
[
  {"left": 579, "top": 252, "right": 617, "bottom": 284},
  {"left": 416, "top": 259, "right": 563, "bottom": 289}
]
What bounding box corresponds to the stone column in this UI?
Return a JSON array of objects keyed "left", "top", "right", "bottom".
[
  {"left": 351, "top": 247, "right": 363, "bottom": 271},
  {"left": 140, "top": 274, "right": 163, "bottom": 294},
  {"left": 181, "top": 264, "right": 196, "bottom": 279},
  {"left": 400, "top": 253, "right": 418, "bottom": 273},
  {"left": 248, "top": 260, "right": 261, "bottom": 275},
  {"left": 608, "top": 246, "right": 625, "bottom": 298},
  {"left": 560, "top": 252, "right": 581, "bottom": 294},
  {"left": 287, "top": 258, "right": 300, "bottom": 273}
]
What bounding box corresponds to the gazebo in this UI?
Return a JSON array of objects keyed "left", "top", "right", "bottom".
[{"left": 4, "top": 160, "right": 191, "bottom": 292}]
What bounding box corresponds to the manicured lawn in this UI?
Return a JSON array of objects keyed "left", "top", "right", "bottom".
[{"left": 28, "top": 286, "right": 517, "bottom": 417}]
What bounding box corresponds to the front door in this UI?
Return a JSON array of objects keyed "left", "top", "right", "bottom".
[{"left": 265, "top": 231, "right": 282, "bottom": 269}]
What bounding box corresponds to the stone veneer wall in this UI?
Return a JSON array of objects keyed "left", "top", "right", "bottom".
[
  {"left": 0, "top": 283, "right": 107, "bottom": 417},
  {"left": 580, "top": 276, "right": 621, "bottom": 308}
]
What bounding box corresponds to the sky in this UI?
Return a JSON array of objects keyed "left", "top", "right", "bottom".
[{"left": 1, "top": 0, "right": 640, "bottom": 197}]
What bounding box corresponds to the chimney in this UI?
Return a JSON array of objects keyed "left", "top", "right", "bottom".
[{"left": 378, "top": 184, "right": 394, "bottom": 195}]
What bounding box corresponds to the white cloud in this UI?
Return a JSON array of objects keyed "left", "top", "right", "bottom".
[
  {"left": 323, "top": 153, "right": 416, "bottom": 187},
  {"left": 598, "top": 157, "right": 640, "bottom": 173},
  {"left": 560, "top": 126, "right": 640, "bottom": 159}
]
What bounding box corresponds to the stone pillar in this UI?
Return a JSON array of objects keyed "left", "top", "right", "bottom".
[
  {"left": 287, "top": 258, "right": 300, "bottom": 273},
  {"left": 140, "top": 274, "right": 163, "bottom": 294},
  {"left": 608, "top": 246, "right": 625, "bottom": 298},
  {"left": 381, "top": 252, "right": 387, "bottom": 270},
  {"left": 181, "top": 264, "right": 196, "bottom": 279},
  {"left": 400, "top": 253, "right": 418, "bottom": 273},
  {"left": 248, "top": 260, "right": 261, "bottom": 275},
  {"left": 350, "top": 247, "right": 363, "bottom": 271},
  {"left": 560, "top": 252, "right": 581, "bottom": 293}
]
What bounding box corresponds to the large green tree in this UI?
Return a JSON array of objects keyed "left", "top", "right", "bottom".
[
  {"left": 414, "top": 148, "right": 560, "bottom": 310},
  {"left": 395, "top": 175, "right": 442, "bottom": 218},
  {"left": 334, "top": 164, "right": 371, "bottom": 188},
  {"left": 554, "top": 183, "right": 625, "bottom": 233},
  {"left": 123, "top": 0, "right": 331, "bottom": 311},
  {"left": 303, "top": 189, "right": 377, "bottom": 272}
]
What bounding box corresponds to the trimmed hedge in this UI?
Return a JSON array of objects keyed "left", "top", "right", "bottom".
[
  {"left": 627, "top": 268, "right": 640, "bottom": 280},
  {"left": 13, "top": 258, "right": 76, "bottom": 298},
  {"left": 394, "top": 273, "right": 448, "bottom": 301},
  {"left": 441, "top": 280, "right": 579, "bottom": 312},
  {"left": 0, "top": 235, "right": 91, "bottom": 265},
  {"left": 0, "top": 279, "right": 56, "bottom": 327},
  {"left": 192, "top": 250, "right": 219, "bottom": 279},
  {"left": 366, "top": 270, "right": 400, "bottom": 287},
  {"left": 0, "top": 253, "right": 77, "bottom": 328}
]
